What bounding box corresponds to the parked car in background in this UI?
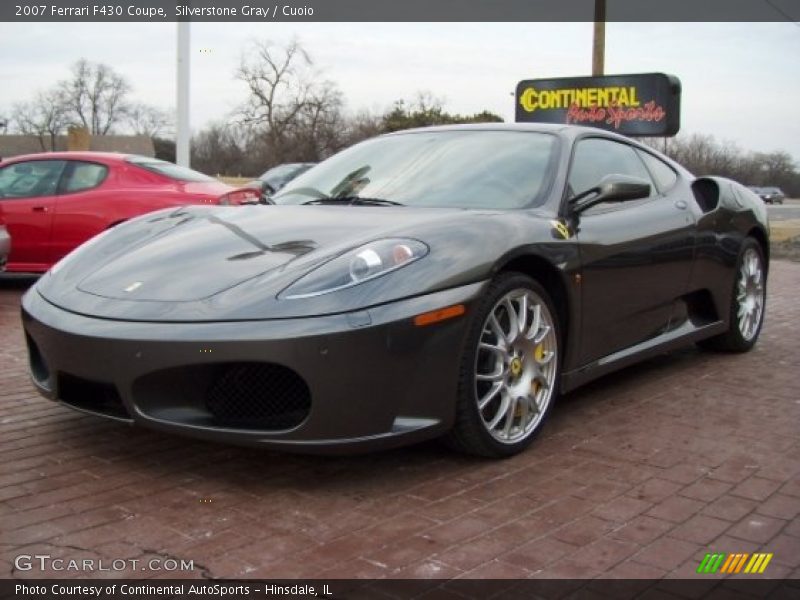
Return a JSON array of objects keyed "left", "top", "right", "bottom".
[
  {"left": 758, "top": 186, "right": 785, "bottom": 204},
  {"left": 249, "top": 162, "right": 316, "bottom": 202},
  {"left": 0, "top": 220, "right": 9, "bottom": 271},
  {"left": 0, "top": 152, "right": 260, "bottom": 273}
]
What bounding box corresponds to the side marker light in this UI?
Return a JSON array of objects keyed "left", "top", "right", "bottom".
[{"left": 413, "top": 304, "right": 466, "bottom": 327}]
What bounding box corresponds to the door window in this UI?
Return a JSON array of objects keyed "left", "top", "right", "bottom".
[
  {"left": 568, "top": 138, "right": 655, "bottom": 198},
  {"left": 0, "top": 160, "right": 67, "bottom": 199},
  {"left": 62, "top": 161, "right": 109, "bottom": 193},
  {"left": 636, "top": 149, "right": 678, "bottom": 193}
]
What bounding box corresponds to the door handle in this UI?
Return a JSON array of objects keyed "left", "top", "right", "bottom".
[
  {"left": 674, "top": 200, "right": 688, "bottom": 210},
  {"left": 32, "top": 206, "right": 49, "bottom": 212}
]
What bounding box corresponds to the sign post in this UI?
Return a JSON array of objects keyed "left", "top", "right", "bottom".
[
  {"left": 515, "top": 73, "right": 681, "bottom": 137},
  {"left": 592, "top": 0, "right": 606, "bottom": 76},
  {"left": 176, "top": 20, "right": 191, "bottom": 167}
]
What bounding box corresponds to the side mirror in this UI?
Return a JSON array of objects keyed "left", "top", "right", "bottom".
[
  {"left": 259, "top": 181, "right": 276, "bottom": 204},
  {"left": 570, "top": 174, "right": 651, "bottom": 213}
]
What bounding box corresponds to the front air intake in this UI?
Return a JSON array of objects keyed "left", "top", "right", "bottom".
[
  {"left": 25, "top": 333, "right": 50, "bottom": 385},
  {"left": 58, "top": 373, "right": 130, "bottom": 420},
  {"left": 205, "top": 363, "right": 311, "bottom": 430}
]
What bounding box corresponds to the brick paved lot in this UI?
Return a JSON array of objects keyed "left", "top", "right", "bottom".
[{"left": 1, "top": 262, "right": 799, "bottom": 582}]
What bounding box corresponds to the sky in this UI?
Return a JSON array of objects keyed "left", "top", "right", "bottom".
[{"left": 1, "top": 21, "right": 799, "bottom": 162}]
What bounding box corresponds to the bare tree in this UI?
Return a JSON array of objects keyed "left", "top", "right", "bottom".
[
  {"left": 291, "top": 84, "right": 347, "bottom": 160},
  {"left": 339, "top": 109, "right": 384, "bottom": 147},
  {"left": 643, "top": 133, "right": 800, "bottom": 196},
  {"left": 754, "top": 150, "right": 796, "bottom": 185},
  {"left": 236, "top": 39, "right": 310, "bottom": 133},
  {"left": 11, "top": 89, "right": 70, "bottom": 151},
  {"left": 127, "top": 103, "right": 174, "bottom": 138},
  {"left": 235, "top": 39, "right": 346, "bottom": 164},
  {"left": 191, "top": 122, "right": 250, "bottom": 176},
  {"left": 59, "top": 59, "right": 131, "bottom": 135}
]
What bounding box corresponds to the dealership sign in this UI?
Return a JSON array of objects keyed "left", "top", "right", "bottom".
[{"left": 515, "top": 73, "right": 681, "bottom": 136}]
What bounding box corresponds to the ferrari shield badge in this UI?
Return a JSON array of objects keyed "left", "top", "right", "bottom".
[{"left": 550, "top": 220, "right": 572, "bottom": 240}]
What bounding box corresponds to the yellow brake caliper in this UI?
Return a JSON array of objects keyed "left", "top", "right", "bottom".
[{"left": 530, "top": 343, "right": 545, "bottom": 396}]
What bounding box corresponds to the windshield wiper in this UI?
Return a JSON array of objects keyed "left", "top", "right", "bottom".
[{"left": 301, "top": 196, "right": 404, "bottom": 207}]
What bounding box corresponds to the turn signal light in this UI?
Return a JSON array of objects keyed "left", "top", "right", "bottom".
[{"left": 413, "top": 304, "right": 466, "bottom": 327}]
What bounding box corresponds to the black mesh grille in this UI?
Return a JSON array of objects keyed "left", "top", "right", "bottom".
[
  {"left": 205, "top": 363, "right": 311, "bottom": 430},
  {"left": 58, "top": 373, "right": 129, "bottom": 419}
]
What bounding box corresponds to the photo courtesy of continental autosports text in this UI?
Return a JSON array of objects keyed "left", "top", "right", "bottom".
[
  {"left": 14, "top": 583, "right": 332, "bottom": 597},
  {"left": 1, "top": 0, "right": 799, "bottom": 598}
]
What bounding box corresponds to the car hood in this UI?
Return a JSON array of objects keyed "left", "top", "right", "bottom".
[
  {"left": 75, "top": 207, "right": 354, "bottom": 302},
  {"left": 36, "top": 204, "right": 566, "bottom": 321}
]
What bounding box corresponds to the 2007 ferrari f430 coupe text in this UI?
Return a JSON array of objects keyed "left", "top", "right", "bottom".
[{"left": 21, "top": 124, "right": 769, "bottom": 457}]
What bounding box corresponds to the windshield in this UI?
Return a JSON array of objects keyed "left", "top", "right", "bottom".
[
  {"left": 260, "top": 163, "right": 309, "bottom": 181},
  {"left": 272, "top": 130, "right": 558, "bottom": 209},
  {"left": 127, "top": 156, "right": 216, "bottom": 183}
]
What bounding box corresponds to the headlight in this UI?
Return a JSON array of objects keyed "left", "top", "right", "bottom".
[{"left": 280, "top": 238, "right": 428, "bottom": 299}]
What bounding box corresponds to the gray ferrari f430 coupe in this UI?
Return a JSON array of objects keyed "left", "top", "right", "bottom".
[{"left": 21, "top": 124, "right": 769, "bottom": 457}]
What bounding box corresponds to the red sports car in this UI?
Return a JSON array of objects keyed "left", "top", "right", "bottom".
[{"left": 0, "top": 152, "right": 259, "bottom": 273}]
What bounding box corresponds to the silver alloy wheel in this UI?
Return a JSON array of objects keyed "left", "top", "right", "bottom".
[
  {"left": 736, "top": 247, "right": 765, "bottom": 341},
  {"left": 474, "top": 288, "right": 558, "bottom": 444}
]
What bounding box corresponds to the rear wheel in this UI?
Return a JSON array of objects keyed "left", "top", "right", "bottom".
[
  {"left": 446, "top": 273, "right": 560, "bottom": 457},
  {"left": 699, "top": 238, "right": 766, "bottom": 352}
]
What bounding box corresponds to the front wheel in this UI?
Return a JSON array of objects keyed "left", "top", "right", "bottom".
[
  {"left": 445, "top": 273, "right": 561, "bottom": 457},
  {"left": 699, "top": 238, "right": 766, "bottom": 352}
]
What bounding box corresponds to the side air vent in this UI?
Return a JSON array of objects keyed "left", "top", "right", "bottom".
[{"left": 692, "top": 178, "right": 720, "bottom": 213}]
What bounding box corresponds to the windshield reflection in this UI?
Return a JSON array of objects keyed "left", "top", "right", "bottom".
[
  {"left": 205, "top": 215, "right": 317, "bottom": 261},
  {"left": 273, "top": 130, "right": 557, "bottom": 210}
]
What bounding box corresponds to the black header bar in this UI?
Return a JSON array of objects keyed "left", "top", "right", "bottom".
[{"left": 3, "top": 0, "right": 799, "bottom": 22}]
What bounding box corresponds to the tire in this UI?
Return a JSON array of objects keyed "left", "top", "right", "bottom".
[
  {"left": 698, "top": 238, "right": 766, "bottom": 352},
  {"left": 445, "top": 273, "right": 561, "bottom": 457}
]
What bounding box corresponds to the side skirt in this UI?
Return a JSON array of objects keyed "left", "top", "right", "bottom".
[{"left": 560, "top": 319, "right": 727, "bottom": 393}]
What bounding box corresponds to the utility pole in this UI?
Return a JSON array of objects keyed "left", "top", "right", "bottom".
[
  {"left": 176, "top": 20, "right": 191, "bottom": 167},
  {"left": 592, "top": 0, "right": 606, "bottom": 76}
]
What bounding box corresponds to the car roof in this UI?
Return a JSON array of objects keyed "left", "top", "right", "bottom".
[
  {"left": 0, "top": 151, "right": 138, "bottom": 164},
  {"left": 264, "top": 162, "right": 314, "bottom": 170},
  {"left": 384, "top": 122, "right": 645, "bottom": 144}
]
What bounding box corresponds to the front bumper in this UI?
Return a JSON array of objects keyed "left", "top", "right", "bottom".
[{"left": 21, "top": 282, "right": 484, "bottom": 453}]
